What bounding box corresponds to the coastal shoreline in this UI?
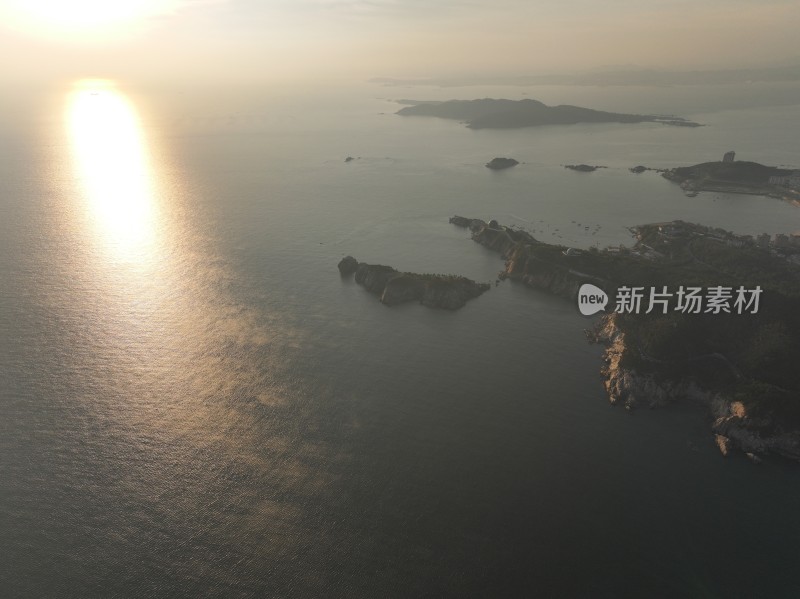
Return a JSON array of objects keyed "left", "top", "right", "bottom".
[{"left": 450, "top": 215, "right": 800, "bottom": 462}]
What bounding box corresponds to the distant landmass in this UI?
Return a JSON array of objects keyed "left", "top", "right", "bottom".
[{"left": 396, "top": 98, "right": 700, "bottom": 129}]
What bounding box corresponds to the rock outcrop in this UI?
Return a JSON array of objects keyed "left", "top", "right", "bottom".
[
  {"left": 710, "top": 398, "right": 800, "bottom": 462},
  {"left": 590, "top": 312, "right": 714, "bottom": 409},
  {"left": 337, "top": 255, "right": 359, "bottom": 275},
  {"left": 715, "top": 435, "right": 733, "bottom": 457}
]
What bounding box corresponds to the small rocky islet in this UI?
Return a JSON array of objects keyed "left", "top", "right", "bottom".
[
  {"left": 565, "top": 164, "right": 606, "bottom": 172},
  {"left": 338, "top": 256, "right": 490, "bottom": 310},
  {"left": 485, "top": 157, "right": 519, "bottom": 170}
]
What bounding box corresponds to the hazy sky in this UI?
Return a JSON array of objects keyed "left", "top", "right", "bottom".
[{"left": 1, "top": 0, "right": 798, "bottom": 85}]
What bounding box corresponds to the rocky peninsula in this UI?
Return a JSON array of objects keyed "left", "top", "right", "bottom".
[
  {"left": 396, "top": 98, "right": 701, "bottom": 130},
  {"left": 450, "top": 215, "right": 800, "bottom": 461},
  {"left": 338, "top": 256, "right": 490, "bottom": 310}
]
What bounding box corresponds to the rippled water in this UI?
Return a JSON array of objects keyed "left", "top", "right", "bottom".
[{"left": 2, "top": 80, "right": 800, "bottom": 597}]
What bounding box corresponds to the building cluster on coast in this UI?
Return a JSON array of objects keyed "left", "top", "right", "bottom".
[
  {"left": 768, "top": 171, "right": 800, "bottom": 189},
  {"left": 694, "top": 227, "right": 800, "bottom": 260},
  {"left": 664, "top": 151, "right": 800, "bottom": 202},
  {"left": 605, "top": 221, "right": 800, "bottom": 265}
]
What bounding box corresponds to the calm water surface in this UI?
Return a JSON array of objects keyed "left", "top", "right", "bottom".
[{"left": 1, "top": 80, "right": 800, "bottom": 598}]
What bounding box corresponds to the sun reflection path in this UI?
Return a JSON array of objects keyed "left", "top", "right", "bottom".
[{"left": 67, "top": 80, "right": 159, "bottom": 263}]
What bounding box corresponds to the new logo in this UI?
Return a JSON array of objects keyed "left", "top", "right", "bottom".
[{"left": 577, "top": 283, "right": 608, "bottom": 316}]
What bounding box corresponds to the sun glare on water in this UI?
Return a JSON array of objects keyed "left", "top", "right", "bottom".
[{"left": 67, "top": 80, "right": 160, "bottom": 262}]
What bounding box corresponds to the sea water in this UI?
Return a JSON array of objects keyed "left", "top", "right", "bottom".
[{"left": 1, "top": 80, "right": 799, "bottom": 597}]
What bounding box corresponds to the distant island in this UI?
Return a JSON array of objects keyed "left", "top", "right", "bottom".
[
  {"left": 396, "top": 98, "right": 701, "bottom": 130},
  {"left": 338, "top": 256, "right": 490, "bottom": 310},
  {"left": 663, "top": 158, "right": 800, "bottom": 200},
  {"left": 449, "top": 215, "right": 800, "bottom": 462},
  {"left": 486, "top": 157, "right": 519, "bottom": 170},
  {"left": 565, "top": 164, "right": 606, "bottom": 172},
  {"left": 630, "top": 165, "right": 666, "bottom": 174}
]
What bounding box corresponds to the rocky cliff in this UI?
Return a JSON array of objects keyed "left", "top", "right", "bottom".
[{"left": 591, "top": 312, "right": 800, "bottom": 461}]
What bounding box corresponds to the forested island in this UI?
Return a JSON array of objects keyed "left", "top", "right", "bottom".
[
  {"left": 396, "top": 98, "right": 701, "bottom": 129},
  {"left": 449, "top": 215, "right": 800, "bottom": 461},
  {"left": 338, "top": 256, "right": 490, "bottom": 310}
]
